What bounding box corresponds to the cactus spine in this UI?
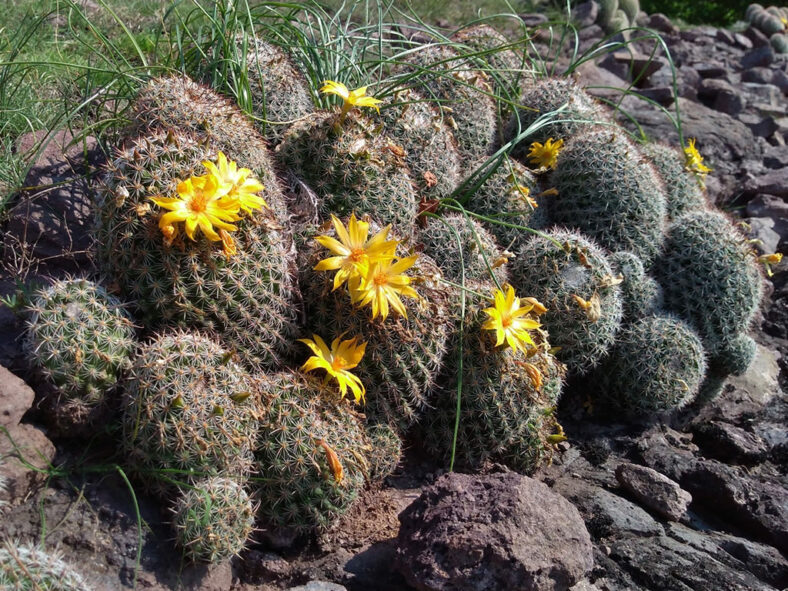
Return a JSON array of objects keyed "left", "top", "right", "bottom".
[
  {"left": 641, "top": 142, "right": 707, "bottom": 220},
  {"left": 608, "top": 251, "right": 663, "bottom": 323},
  {"left": 0, "top": 542, "right": 89, "bottom": 591}
]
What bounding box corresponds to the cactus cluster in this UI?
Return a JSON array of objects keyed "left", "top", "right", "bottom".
[
  {"left": 640, "top": 142, "right": 707, "bottom": 220},
  {"left": 596, "top": 0, "right": 640, "bottom": 32},
  {"left": 24, "top": 278, "right": 135, "bottom": 429},
  {"left": 745, "top": 3, "right": 788, "bottom": 52},
  {"left": 0, "top": 542, "right": 89, "bottom": 591}
]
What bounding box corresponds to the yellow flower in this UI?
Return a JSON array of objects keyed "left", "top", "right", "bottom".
[
  {"left": 527, "top": 138, "right": 564, "bottom": 170},
  {"left": 758, "top": 252, "right": 783, "bottom": 277},
  {"left": 202, "top": 151, "right": 267, "bottom": 214},
  {"left": 299, "top": 334, "right": 367, "bottom": 403},
  {"left": 512, "top": 183, "right": 538, "bottom": 209},
  {"left": 481, "top": 284, "right": 541, "bottom": 353},
  {"left": 219, "top": 229, "right": 236, "bottom": 259},
  {"left": 151, "top": 174, "right": 239, "bottom": 242},
  {"left": 314, "top": 214, "right": 399, "bottom": 291},
  {"left": 684, "top": 138, "right": 711, "bottom": 178},
  {"left": 320, "top": 80, "right": 382, "bottom": 123},
  {"left": 350, "top": 255, "right": 420, "bottom": 320}
]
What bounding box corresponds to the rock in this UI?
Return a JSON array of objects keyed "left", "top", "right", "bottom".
[
  {"left": 742, "top": 82, "right": 783, "bottom": 106},
  {"left": 240, "top": 550, "right": 291, "bottom": 584},
  {"left": 734, "top": 32, "right": 754, "bottom": 50},
  {"left": 772, "top": 69, "right": 788, "bottom": 94},
  {"left": 747, "top": 193, "right": 788, "bottom": 217},
  {"left": 715, "top": 29, "right": 736, "bottom": 46},
  {"left": 693, "top": 62, "right": 728, "bottom": 79},
  {"left": 716, "top": 533, "right": 788, "bottom": 588},
  {"left": 0, "top": 366, "right": 34, "bottom": 428},
  {"left": 746, "top": 216, "right": 783, "bottom": 252},
  {"left": 287, "top": 583, "right": 347, "bottom": 591},
  {"left": 577, "top": 25, "right": 605, "bottom": 53},
  {"left": 553, "top": 478, "right": 664, "bottom": 538},
  {"left": 396, "top": 472, "right": 593, "bottom": 591},
  {"left": 178, "top": 561, "right": 233, "bottom": 591},
  {"left": 609, "top": 52, "right": 668, "bottom": 85},
  {"left": 635, "top": 87, "right": 675, "bottom": 105},
  {"left": 742, "top": 67, "right": 774, "bottom": 84},
  {"left": 745, "top": 168, "right": 788, "bottom": 197},
  {"left": 647, "top": 13, "right": 677, "bottom": 35},
  {"left": 691, "top": 421, "right": 769, "bottom": 464},
  {"left": 738, "top": 113, "right": 778, "bottom": 138},
  {"left": 649, "top": 65, "right": 701, "bottom": 100},
  {"left": 576, "top": 61, "right": 630, "bottom": 101},
  {"left": 4, "top": 129, "right": 99, "bottom": 272},
  {"left": 744, "top": 26, "right": 772, "bottom": 48},
  {"left": 572, "top": 1, "right": 599, "bottom": 28},
  {"left": 614, "top": 463, "right": 691, "bottom": 522},
  {"left": 0, "top": 423, "right": 56, "bottom": 504},
  {"left": 519, "top": 13, "right": 549, "bottom": 27},
  {"left": 742, "top": 46, "right": 775, "bottom": 69},
  {"left": 698, "top": 78, "right": 745, "bottom": 115}
]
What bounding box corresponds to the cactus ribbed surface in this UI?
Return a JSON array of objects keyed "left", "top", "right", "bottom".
[
  {"left": 299, "top": 230, "right": 453, "bottom": 429},
  {"left": 551, "top": 129, "right": 668, "bottom": 265},
  {"left": 510, "top": 230, "right": 623, "bottom": 375},
  {"left": 277, "top": 111, "right": 418, "bottom": 238},
  {"left": 653, "top": 210, "right": 763, "bottom": 376},
  {"left": 608, "top": 251, "right": 662, "bottom": 323},
  {"left": 641, "top": 142, "right": 707, "bottom": 219},
  {"left": 505, "top": 78, "right": 607, "bottom": 153},
  {"left": 418, "top": 213, "right": 508, "bottom": 285},
  {"left": 365, "top": 423, "right": 403, "bottom": 483},
  {"left": 593, "top": 314, "right": 707, "bottom": 416},
  {"left": 618, "top": 0, "right": 640, "bottom": 25},
  {"left": 380, "top": 88, "right": 462, "bottom": 200},
  {"left": 403, "top": 44, "right": 498, "bottom": 166},
  {"left": 0, "top": 542, "right": 89, "bottom": 591},
  {"left": 25, "top": 278, "right": 135, "bottom": 427},
  {"left": 122, "top": 331, "right": 261, "bottom": 492},
  {"left": 244, "top": 37, "right": 314, "bottom": 145},
  {"left": 95, "top": 131, "right": 300, "bottom": 370},
  {"left": 254, "top": 372, "right": 370, "bottom": 533},
  {"left": 173, "top": 477, "right": 255, "bottom": 563},
  {"left": 421, "top": 284, "right": 564, "bottom": 473}
]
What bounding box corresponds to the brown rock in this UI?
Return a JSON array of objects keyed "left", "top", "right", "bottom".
[
  {"left": 0, "top": 423, "right": 56, "bottom": 504},
  {"left": 615, "top": 463, "right": 692, "bottom": 521},
  {"left": 0, "top": 366, "right": 34, "bottom": 428}
]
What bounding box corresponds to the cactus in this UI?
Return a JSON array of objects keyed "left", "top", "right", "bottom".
[
  {"left": 509, "top": 230, "right": 624, "bottom": 375},
  {"left": 418, "top": 212, "right": 508, "bottom": 286},
  {"left": 597, "top": 0, "right": 620, "bottom": 29},
  {"left": 745, "top": 3, "right": 764, "bottom": 20},
  {"left": 464, "top": 156, "right": 547, "bottom": 251},
  {"left": 771, "top": 33, "right": 788, "bottom": 53},
  {"left": 365, "top": 423, "right": 403, "bottom": 483},
  {"left": 421, "top": 283, "right": 565, "bottom": 473},
  {"left": 0, "top": 542, "right": 89, "bottom": 591},
  {"left": 450, "top": 24, "right": 535, "bottom": 118},
  {"left": 608, "top": 251, "right": 662, "bottom": 323},
  {"left": 641, "top": 142, "right": 708, "bottom": 220},
  {"left": 24, "top": 278, "right": 135, "bottom": 429},
  {"left": 131, "top": 74, "right": 289, "bottom": 221},
  {"left": 753, "top": 9, "right": 786, "bottom": 34},
  {"left": 95, "top": 130, "right": 300, "bottom": 371},
  {"left": 593, "top": 314, "right": 707, "bottom": 416},
  {"left": 173, "top": 477, "right": 255, "bottom": 563},
  {"left": 243, "top": 37, "right": 314, "bottom": 145},
  {"left": 551, "top": 129, "right": 668, "bottom": 265},
  {"left": 402, "top": 44, "right": 498, "bottom": 167},
  {"left": 653, "top": 210, "right": 764, "bottom": 377},
  {"left": 618, "top": 0, "right": 640, "bottom": 25},
  {"left": 505, "top": 78, "right": 609, "bottom": 156},
  {"left": 380, "top": 88, "right": 462, "bottom": 200},
  {"left": 122, "top": 331, "right": 261, "bottom": 492},
  {"left": 276, "top": 110, "right": 418, "bottom": 238},
  {"left": 298, "top": 224, "right": 454, "bottom": 428},
  {"left": 254, "top": 372, "right": 370, "bottom": 533}
]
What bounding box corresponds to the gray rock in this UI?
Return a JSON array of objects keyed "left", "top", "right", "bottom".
[
  {"left": 738, "top": 113, "right": 778, "bottom": 138},
  {"left": 715, "top": 29, "right": 736, "bottom": 45},
  {"left": 576, "top": 61, "right": 630, "bottom": 101},
  {"left": 772, "top": 69, "right": 788, "bottom": 93},
  {"left": 742, "top": 67, "right": 774, "bottom": 84},
  {"left": 715, "top": 532, "right": 788, "bottom": 587},
  {"left": 693, "top": 61, "right": 728, "bottom": 79},
  {"left": 747, "top": 193, "right": 788, "bottom": 217},
  {"left": 0, "top": 366, "right": 34, "bottom": 429},
  {"left": 692, "top": 421, "right": 769, "bottom": 464},
  {"left": 698, "top": 78, "right": 745, "bottom": 115},
  {"left": 742, "top": 82, "right": 783, "bottom": 106},
  {"left": 742, "top": 46, "right": 776, "bottom": 68},
  {"left": 178, "top": 562, "right": 233, "bottom": 591},
  {"left": 397, "top": 472, "right": 593, "bottom": 591},
  {"left": 647, "top": 13, "right": 677, "bottom": 35},
  {"left": 734, "top": 32, "right": 754, "bottom": 50},
  {"left": 614, "top": 463, "right": 691, "bottom": 522},
  {"left": 746, "top": 216, "right": 783, "bottom": 253},
  {"left": 0, "top": 423, "right": 56, "bottom": 505},
  {"left": 744, "top": 26, "right": 772, "bottom": 48},
  {"left": 572, "top": 1, "right": 599, "bottom": 28},
  {"left": 519, "top": 13, "right": 549, "bottom": 26},
  {"left": 287, "top": 583, "right": 347, "bottom": 591},
  {"left": 554, "top": 478, "right": 664, "bottom": 538},
  {"left": 635, "top": 86, "right": 675, "bottom": 105},
  {"left": 745, "top": 168, "right": 788, "bottom": 197}
]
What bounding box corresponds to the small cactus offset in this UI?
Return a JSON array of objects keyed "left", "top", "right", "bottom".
[
  {"left": 653, "top": 210, "right": 764, "bottom": 378},
  {"left": 95, "top": 130, "right": 301, "bottom": 371},
  {"left": 254, "top": 372, "right": 371, "bottom": 533},
  {"left": 505, "top": 78, "right": 608, "bottom": 153},
  {"left": 173, "top": 477, "right": 255, "bottom": 563},
  {"left": 380, "top": 88, "right": 463, "bottom": 200},
  {"left": 122, "top": 331, "right": 261, "bottom": 493},
  {"left": 641, "top": 142, "right": 708, "bottom": 220},
  {"left": 403, "top": 43, "right": 498, "bottom": 167},
  {"left": 771, "top": 33, "right": 788, "bottom": 53},
  {"left": 618, "top": 0, "right": 640, "bottom": 25},
  {"left": 24, "top": 278, "right": 135, "bottom": 429},
  {"left": 365, "top": 423, "right": 403, "bottom": 483},
  {"left": 0, "top": 542, "right": 90, "bottom": 591},
  {"left": 608, "top": 251, "right": 663, "bottom": 323},
  {"left": 551, "top": 129, "right": 668, "bottom": 265},
  {"left": 277, "top": 110, "right": 419, "bottom": 238},
  {"left": 510, "top": 230, "right": 624, "bottom": 375},
  {"left": 597, "top": 0, "right": 620, "bottom": 29},
  {"left": 418, "top": 213, "right": 509, "bottom": 286},
  {"left": 592, "top": 314, "right": 707, "bottom": 417},
  {"left": 243, "top": 37, "right": 314, "bottom": 145}
]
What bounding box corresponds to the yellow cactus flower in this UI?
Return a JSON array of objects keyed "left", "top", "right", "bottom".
[
  {"left": 758, "top": 252, "right": 783, "bottom": 277},
  {"left": 683, "top": 138, "right": 712, "bottom": 179},
  {"left": 314, "top": 214, "right": 399, "bottom": 290},
  {"left": 219, "top": 229, "right": 236, "bottom": 259},
  {"left": 527, "top": 138, "right": 564, "bottom": 170},
  {"left": 320, "top": 80, "right": 382, "bottom": 123},
  {"left": 151, "top": 174, "right": 239, "bottom": 242},
  {"left": 481, "top": 284, "right": 541, "bottom": 353},
  {"left": 350, "top": 255, "right": 420, "bottom": 321},
  {"left": 202, "top": 151, "right": 267, "bottom": 214},
  {"left": 299, "top": 334, "right": 367, "bottom": 403}
]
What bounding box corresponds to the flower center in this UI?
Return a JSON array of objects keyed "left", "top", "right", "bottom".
[
  {"left": 373, "top": 271, "right": 389, "bottom": 287},
  {"left": 501, "top": 314, "right": 513, "bottom": 328},
  {"left": 188, "top": 192, "right": 209, "bottom": 213},
  {"left": 349, "top": 248, "right": 365, "bottom": 263},
  {"left": 331, "top": 356, "right": 348, "bottom": 371}
]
